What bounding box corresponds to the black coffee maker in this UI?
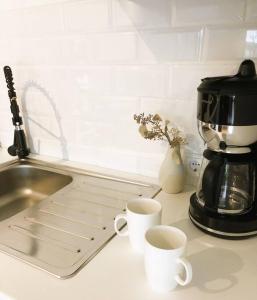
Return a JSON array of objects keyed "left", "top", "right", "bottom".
[{"left": 189, "top": 60, "right": 257, "bottom": 238}]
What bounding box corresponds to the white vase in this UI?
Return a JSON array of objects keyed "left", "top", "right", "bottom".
[{"left": 158, "top": 146, "right": 185, "bottom": 194}]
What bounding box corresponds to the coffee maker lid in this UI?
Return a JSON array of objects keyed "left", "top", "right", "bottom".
[{"left": 198, "top": 60, "right": 257, "bottom": 95}]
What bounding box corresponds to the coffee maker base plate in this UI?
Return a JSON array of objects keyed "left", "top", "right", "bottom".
[{"left": 189, "top": 193, "right": 257, "bottom": 239}]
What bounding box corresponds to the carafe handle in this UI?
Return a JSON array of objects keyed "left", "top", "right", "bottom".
[{"left": 202, "top": 156, "right": 223, "bottom": 210}]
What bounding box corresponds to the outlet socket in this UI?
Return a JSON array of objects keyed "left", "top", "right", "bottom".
[
  {"left": 189, "top": 159, "right": 201, "bottom": 173},
  {"left": 185, "top": 153, "right": 202, "bottom": 186}
]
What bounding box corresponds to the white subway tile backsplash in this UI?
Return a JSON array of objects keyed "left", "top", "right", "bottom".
[
  {"left": 114, "top": 66, "right": 168, "bottom": 97},
  {"left": 62, "top": 32, "right": 136, "bottom": 64},
  {"left": 0, "top": 40, "right": 14, "bottom": 64},
  {"left": 0, "top": 131, "right": 12, "bottom": 148},
  {"left": 0, "top": 89, "right": 10, "bottom": 112},
  {"left": 25, "top": 115, "right": 53, "bottom": 141},
  {"left": 173, "top": 0, "right": 245, "bottom": 26},
  {"left": 137, "top": 30, "right": 201, "bottom": 62},
  {"left": 21, "top": 90, "right": 49, "bottom": 116},
  {"left": 63, "top": 0, "right": 110, "bottom": 32},
  {"left": 60, "top": 118, "right": 78, "bottom": 143},
  {"left": 76, "top": 97, "right": 140, "bottom": 122},
  {"left": 245, "top": 0, "right": 257, "bottom": 22},
  {"left": 137, "top": 152, "right": 164, "bottom": 178},
  {"left": 111, "top": 124, "right": 150, "bottom": 152},
  {"left": 12, "top": 67, "right": 80, "bottom": 116},
  {"left": 63, "top": 33, "right": 137, "bottom": 64},
  {"left": 112, "top": 0, "right": 171, "bottom": 29},
  {"left": 32, "top": 137, "right": 66, "bottom": 158},
  {"left": 203, "top": 28, "right": 253, "bottom": 60},
  {"left": 0, "top": 0, "right": 256, "bottom": 179},
  {"left": 0, "top": 113, "right": 13, "bottom": 134},
  {"left": 139, "top": 98, "right": 175, "bottom": 123},
  {"left": 67, "top": 144, "right": 139, "bottom": 173},
  {"left": 245, "top": 30, "right": 257, "bottom": 57},
  {"left": 4, "top": 38, "right": 65, "bottom": 66},
  {"left": 185, "top": 134, "right": 204, "bottom": 156},
  {"left": 62, "top": 37, "right": 93, "bottom": 65},
  {"left": 140, "top": 98, "right": 197, "bottom": 135},
  {"left": 66, "top": 66, "right": 113, "bottom": 96},
  {"left": 66, "top": 144, "right": 101, "bottom": 166},
  {"left": 0, "top": 5, "right": 64, "bottom": 38},
  {"left": 91, "top": 33, "right": 137, "bottom": 62},
  {"left": 169, "top": 64, "right": 238, "bottom": 101},
  {"left": 0, "top": 0, "right": 69, "bottom": 11},
  {"left": 75, "top": 119, "right": 144, "bottom": 153},
  {"left": 95, "top": 148, "right": 139, "bottom": 173},
  {"left": 76, "top": 121, "right": 115, "bottom": 147}
]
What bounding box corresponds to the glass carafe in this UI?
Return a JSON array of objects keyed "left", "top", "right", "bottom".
[
  {"left": 196, "top": 150, "right": 255, "bottom": 214},
  {"left": 218, "top": 162, "right": 255, "bottom": 213}
]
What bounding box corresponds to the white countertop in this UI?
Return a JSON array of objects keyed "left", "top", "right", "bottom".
[{"left": 0, "top": 150, "right": 256, "bottom": 299}]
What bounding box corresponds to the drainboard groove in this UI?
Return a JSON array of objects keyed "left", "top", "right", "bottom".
[
  {"left": 67, "top": 185, "right": 137, "bottom": 202},
  {"left": 24, "top": 216, "right": 94, "bottom": 240},
  {"left": 74, "top": 179, "right": 148, "bottom": 194},
  {"left": 45, "top": 202, "right": 109, "bottom": 226},
  {"left": 67, "top": 196, "right": 125, "bottom": 211},
  {"left": 51, "top": 200, "right": 116, "bottom": 218},
  {"left": 63, "top": 190, "right": 127, "bottom": 209},
  {"left": 54, "top": 197, "right": 122, "bottom": 213},
  {"left": 8, "top": 225, "right": 81, "bottom": 254},
  {"left": 39, "top": 208, "right": 107, "bottom": 231}
]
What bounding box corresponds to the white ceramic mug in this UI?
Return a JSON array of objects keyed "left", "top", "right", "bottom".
[
  {"left": 114, "top": 198, "right": 162, "bottom": 253},
  {"left": 144, "top": 225, "right": 192, "bottom": 293}
]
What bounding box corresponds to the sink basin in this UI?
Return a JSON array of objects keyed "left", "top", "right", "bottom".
[
  {"left": 0, "top": 158, "right": 160, "bottom": 278},
  {"left": 0, "top": 164, "right": 72, "bottom": 221}
]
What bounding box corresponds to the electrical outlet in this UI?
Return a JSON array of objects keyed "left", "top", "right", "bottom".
[
  {"left": 189, "top": 159, "right": 201, "bottom": 173},
  {"left": 184, "top": 153, "right": 202, "bottom": 186},
  {"left": 187, "top": 154, "right": 202, "bottom": 177}
]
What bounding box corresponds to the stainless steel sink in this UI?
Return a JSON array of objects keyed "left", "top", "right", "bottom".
[
  {"left": 0, "top": 158, "right": 160, "bottom": 278},
  {"left": 0, "top": 164, "right": 72, "bottom": 222}
]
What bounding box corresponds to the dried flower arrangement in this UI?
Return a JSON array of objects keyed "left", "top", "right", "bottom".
[{"left": 134, "top": 113, "right": 187, "bottom": 148}]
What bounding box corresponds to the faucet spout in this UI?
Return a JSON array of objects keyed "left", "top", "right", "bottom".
[
  {"left": 3, "top": 66, "right": 30, "bottom": 159},
  {"left": 8, "top": 126, "right": 30, "bottom": 158}
]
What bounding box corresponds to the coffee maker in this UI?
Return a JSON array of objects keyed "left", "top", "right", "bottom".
[{"left": 189, "top": 59, "right": 257, "bottom": 238}]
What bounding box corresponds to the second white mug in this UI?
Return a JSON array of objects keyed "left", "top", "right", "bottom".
[
  {"left": 114, "top": 198, "right": 162, "bottom": 253},
  {"left": 144, "top": 225, "right": 192, "bottom": 292}
]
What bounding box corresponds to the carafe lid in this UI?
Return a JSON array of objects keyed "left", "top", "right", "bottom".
[{"left": 198, "top": 60, "right": 257, "bottom": 95}]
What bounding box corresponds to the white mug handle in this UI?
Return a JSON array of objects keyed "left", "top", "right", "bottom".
[
  {"left": 114, "top": 214, "right": 129, "bottom": 237},
  {"left": 175, "top": 257, "right": 193, "bottom": 286}
]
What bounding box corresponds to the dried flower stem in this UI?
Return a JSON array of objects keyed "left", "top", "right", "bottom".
[{"left": 134, "top": 113, "right": 186, "bottom": 148}]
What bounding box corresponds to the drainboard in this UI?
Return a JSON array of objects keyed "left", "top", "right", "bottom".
[{"left": 0, "top": 159, "right": 160, "bottom": 278}]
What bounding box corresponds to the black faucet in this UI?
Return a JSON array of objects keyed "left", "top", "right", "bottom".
[{"left": 3, "top": 66, "right": 30, "bottom": 159}]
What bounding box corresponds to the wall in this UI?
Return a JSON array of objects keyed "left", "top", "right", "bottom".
[{"left": 0, "top": 0, "right": 256, "bottom": 179}]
